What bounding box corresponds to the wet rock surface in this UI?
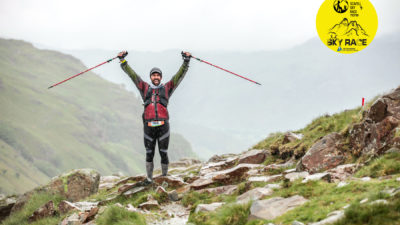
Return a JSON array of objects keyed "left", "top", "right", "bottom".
[
  {"left": 198, "top": 185, "right": 238, "bottom": 195},
  {"left": 115, "top": 175, "right": 146, "bottom": 186},
  {"left": 195, "top": 202, "right": 225, "bottom": 213},
  {"left": 327, "top": 164, "right": 357, "bottom": 182},
  {"left": 139, "top": 195, "right": 160, "bottom": 210},
  {"left": 302, "top": 172, "right": 331, "bottom": 183},
  {"left": 237, "top": 187, "right": 274, "bottom": 204},
  {"left": 238, "top": 149, "right": 268, "bottom": 164},
  {"left": 297, "top": 133, "right": 344, "bottom": 173},
  {"left": 169, "top": 158, "right": 201, "bottom": 168},
  {"left": 285, "top": 171, "right": 309, "bottom": 182},
  {"left": 309, "top": 210, "right": 344, "bottom": 225},
  {"left": 191, "top": 163, "right": 258, "bottom": 190},
  {"left": 153, "top": 176, "right": 187, "bottom": 188},
  {"left": 58, "top": 200, "right": 79, "bottom": 214},
  {"left": 28, "top": 200, "right": 55, "bottom": 222},
  {"left": 249, "top": 195, "right": 308, "bottom": 220},
  {"left": 350, "top": 87, "right": 400, "bottom": 156},
  {"left": 248, "top": 174, "right": 282, "bottom": 183}
]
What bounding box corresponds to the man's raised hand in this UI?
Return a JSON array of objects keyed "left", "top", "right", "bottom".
[{"left": 118, "top": 51, "right": 128, "bottom": 61}]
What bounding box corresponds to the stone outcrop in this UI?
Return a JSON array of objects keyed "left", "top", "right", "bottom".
[
  {"left": 297, "top": 133, "right": 344, "bottom": 173},
  {"left": 169, "top": 158, "right": 201, "bottom": 168},
  {"left": 115, "top": 175, "right": 146, "bottom": 186},
  {"left": 118, "top": 183, "right": 139, "bottom": 194},
  {"left": 191, "top": 164, "right": 258, "bottom": 190},
  {"left": 99, "top": 175, "right": 121, "bottom": 190},
  {"left": 302, "top": 172, "right": 331, "bottom": 183},
  {"left": 168, "top": 190, "right": 180, "bottom": 201},
  {"left": 199, "top": 156, "right": 239, "bottom": 176},
  {"left": 212, "top": 164, "right": 259, "bottom": 184},
  {"left": 190, "top": 177, "right": 216, "bottom": 190},
  {"left": 58, "top": 200, "right": 79, "bottom": 214},
  {"left": 237, "top": 187, "right": 273, "bottom": 204},
  {"left": 59, "top": 206, "right": 99, "bottom": 225},
  {"left": 264, "top": 159, "right": 296, "bottom": 171},
  {"left": 238, "top": 150, "right": 268, "bottom": 164},
  {"left": 309, "top": 210, "right": 344, "bottom": 225},
  {"left": 60, "top": 213, "right": 83, "bottom": 225},
  {"left": 122, "top": 187, "right": 146, "bottom": 198},
  {"left": 249, "top": 195, "right": 308, "bottom": 220},
  {"left": 10, "top": 191, "right": 35, "bottom": 214},
  {"left": 73, "top": 201, "right": 99, "bottom": 211},
  {"left": 248, "top": 175, "right": 282, "bottom": 183},
  {"left": 198, "top": 185, "right": 238, "bottom": 195},
  {"left": 58, "top": 200, "right": 99, "bottom": 215},
  {"left": 153, "top": 175, "right": 187, "bottom": 188},
  {"left": 195, "top": 202, "right": 225, "bottom": 213},
  {"left": 28, "top": 200, "right": 55, "bottom": 222},
  {"left": 327, "top": 164, "right": 357, "bottom": 182},
  {"left": 285, "top": 172, "right": 309, "bottom": 182},
  {"left": 47, "top": 169, "right": 100, "bottom": 202},
  {"left": 350, "top": 86, "right": 400, "bottom": 156},
  {"left": 138, "top": 195, "right": 159, "bottom": 210},
  {"left": 207, "top": 153, "right": 237, "bottom": 163},
  {"left": 0, "top": 196, "right": 16, "bottom": 222}
]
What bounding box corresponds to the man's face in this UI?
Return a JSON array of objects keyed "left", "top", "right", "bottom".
[{"left": 150, "top": 73, "right": 162, "bottom": 86}]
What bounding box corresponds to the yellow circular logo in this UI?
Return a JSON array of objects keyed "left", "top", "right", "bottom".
[{"left": 316, "top": 0, "right": 378, "bottom": 54}]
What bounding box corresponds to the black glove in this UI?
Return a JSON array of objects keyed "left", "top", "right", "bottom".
[
  {"left": 181, "top": 51, "right": 191, "bottom": 62},
  {"left": 118, "top": 51, "right": 128, "bottom": 60}
]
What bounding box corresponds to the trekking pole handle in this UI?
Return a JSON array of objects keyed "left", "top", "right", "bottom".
[{"left": 181, "top": 51, "right": 192, "bottom": 59}]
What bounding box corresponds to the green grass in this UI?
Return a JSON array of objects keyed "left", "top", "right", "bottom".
[
  {"left": 253, "top": 107, "right": 365, "bottom": 162},
  {"left": 334, "top": 193, "right": 400, "bottom": 225},
  {"left": 96, "top": 205, "right": 146, "bottom": 225},
  {"left": 182, "top": 191, "right": 215, "bottom": 212},
  {"left": 188, "top": 202, "right": 251, "bottom": 225},
  {"left": 182, "top": 190, "right": 238, "bottom": 214},
  {"left": 187, "top": 176, "right": 400, "bottom": 225},
  {"left": 355, "top": 152, "right": 400, "bottom": 178},
  {"left": 253, "top": 96, "right": 382, "bottom": 164},
  {"left": 1, "top": 192, "right": 64, "bottom": 225},
  {"left": 270, "top": 178, "right": 399, "bottom": 224}
]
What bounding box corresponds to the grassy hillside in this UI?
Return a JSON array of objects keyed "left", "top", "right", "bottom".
[
  {"left": 252, "top": 97, "right": 379, "bottom": 162},
  {"left": 0, "top": 38, "right": 196, "bottom": 195}
]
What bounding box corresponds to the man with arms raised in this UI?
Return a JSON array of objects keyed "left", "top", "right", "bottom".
[{"left": 118, "top": 51, "right": 191, "bottom": 185}]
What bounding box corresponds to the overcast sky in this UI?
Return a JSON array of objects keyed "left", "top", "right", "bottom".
[{"left": 0, "top": 0, "right": 399, "bottom": 51}]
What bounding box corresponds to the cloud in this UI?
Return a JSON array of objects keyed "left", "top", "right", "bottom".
[{"left": 0, "top": 0, "right": 398, "bottom": 51}]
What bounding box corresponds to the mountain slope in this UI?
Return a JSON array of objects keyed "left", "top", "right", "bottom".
[
  {"left": 2, "top": 85, "right": 400, "bottom": 224},
  {"left": 0, "top": 38, "right": 196, "bottom": 195}
]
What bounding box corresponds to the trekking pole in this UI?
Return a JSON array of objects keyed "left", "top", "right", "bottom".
[
  {"left": 48, "top": 56, "right": 118, "bottom": 89},
  {"left": 188, "top": 53, "right": 261, "bottom": 86}
]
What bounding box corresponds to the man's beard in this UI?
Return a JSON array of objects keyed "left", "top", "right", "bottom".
[{"left": 152, "top": 79, "right": 160, "bottom": 86}]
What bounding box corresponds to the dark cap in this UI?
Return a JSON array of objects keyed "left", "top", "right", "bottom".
[{"left": 150, "top": 67, "right": 162, "bottom": 76}]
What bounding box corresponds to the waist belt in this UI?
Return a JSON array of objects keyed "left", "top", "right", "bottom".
[{"left": 147, "top": 121, "right": 165, "bottom": 127}]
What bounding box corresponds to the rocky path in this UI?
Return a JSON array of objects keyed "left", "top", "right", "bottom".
[{"left": 147, "top": 202, "right": 190, "bottom": 225}]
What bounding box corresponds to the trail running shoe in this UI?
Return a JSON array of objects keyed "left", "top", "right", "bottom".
[{"left": 137, "top": 178, "right": 153, "bottom": 187}]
